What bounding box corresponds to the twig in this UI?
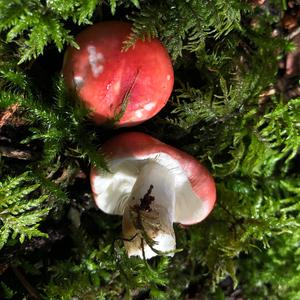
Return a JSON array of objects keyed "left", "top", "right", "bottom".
[
  {"left": 287, "top": 27, "right": 300, "bottom": 40},
  {"left": 11, "top": 266, "right": 41, "bottom": 300},
  {"left": 54, "top": 167, "right": 71, "bottom": 184},
  {"left": 118, "top": 233, "right": 138, "bottom": 243},
  {"left": 0, "top": 103, "right": 19, "bottom": 128},
  {"left": 0, "top": 146, "right": 32, "bottom": 160}
]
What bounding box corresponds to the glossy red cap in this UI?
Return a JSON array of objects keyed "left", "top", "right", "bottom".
[{"left": 63, "top": 21, "right": 174, "bottom": 126}]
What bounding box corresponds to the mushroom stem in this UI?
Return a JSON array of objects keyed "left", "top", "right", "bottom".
[{"left": 122, "top": 162, "right": 176, "bottom": 259}]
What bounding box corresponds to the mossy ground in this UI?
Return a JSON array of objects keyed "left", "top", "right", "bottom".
[{"left": 0, "top": 1, "right": 300, "bottom": 299}]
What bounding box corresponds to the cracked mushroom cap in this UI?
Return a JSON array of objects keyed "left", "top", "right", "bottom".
[
  {"left": 90, "top": 132, "right": 216, "bottom": 225},
  {"left": 63, "top": 21, "right": 174, "bottom": 126}
]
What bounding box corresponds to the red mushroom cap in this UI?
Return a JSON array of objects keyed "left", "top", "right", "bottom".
[
  {"left": 63, "top": 21, "right": 174, "bottom": 126},
  {"left": 91, "top": 132, "right": 216, "bottom": 225}
]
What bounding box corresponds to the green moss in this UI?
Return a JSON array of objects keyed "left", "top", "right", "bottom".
[{"left": 0, "top": 0, "right": 299, "bottom": 298}]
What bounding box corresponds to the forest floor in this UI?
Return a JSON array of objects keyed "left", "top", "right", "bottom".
[{"left": 1, "top": 1, "right": 300, "bottom": 299}]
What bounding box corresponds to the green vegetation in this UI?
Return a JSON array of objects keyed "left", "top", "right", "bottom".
[{"left": 0, "top": 0, "right": 299, "bottom": 299}]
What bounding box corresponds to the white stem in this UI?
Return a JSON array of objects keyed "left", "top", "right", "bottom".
[{"left": 122, "top": 162, "right": 176, "bottom": 259}]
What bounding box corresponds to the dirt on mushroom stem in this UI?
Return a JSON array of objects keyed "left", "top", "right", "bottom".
[
  {"left": 133, "top": 184, "right": 155, "bottom": 212},
  {"left": 128, "top": 185, "right": 161, "bottom": 250},
  {"left": 122, "top": 162, "right": 177, "bottom": 259}
]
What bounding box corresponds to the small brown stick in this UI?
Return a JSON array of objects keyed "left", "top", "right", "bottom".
[
  {"left": 11, "top": 266, "right": 41, "bottom": 300},
  {"left": 287, "top": 27, "right": 300, "bottom": 40},
  {"left": 54, "top": 167, "right": 71, "bottom": 184},
  {"left": 0, "top": 103, "right": 19, "bottom": 128},
  {"left": 0, "top": 146, "right": 32, "bottom": 160}
]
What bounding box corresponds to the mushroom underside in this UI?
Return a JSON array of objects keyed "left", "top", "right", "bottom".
[{"left": 92, "top": 152, "right": 211, "bottom": 225}]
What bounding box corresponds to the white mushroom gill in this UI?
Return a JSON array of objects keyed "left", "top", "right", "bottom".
[{"left": 122, "top": 162, "right": 176, "bottom": 259}]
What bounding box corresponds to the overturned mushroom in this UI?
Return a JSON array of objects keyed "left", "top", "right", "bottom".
[
  {"left": 90, "top": 132, "right": 216, "bottom": 259},
  {"left": 63, "top": 21, "right": 174, "bottom": 126}
]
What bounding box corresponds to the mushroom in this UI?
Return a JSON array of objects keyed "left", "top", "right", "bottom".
[
  {"left": 90, "top": 132, "right": 216, "bottom": 259},
  {"left": 63, "top": 21, "right": 174, "bottom": 126}
]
